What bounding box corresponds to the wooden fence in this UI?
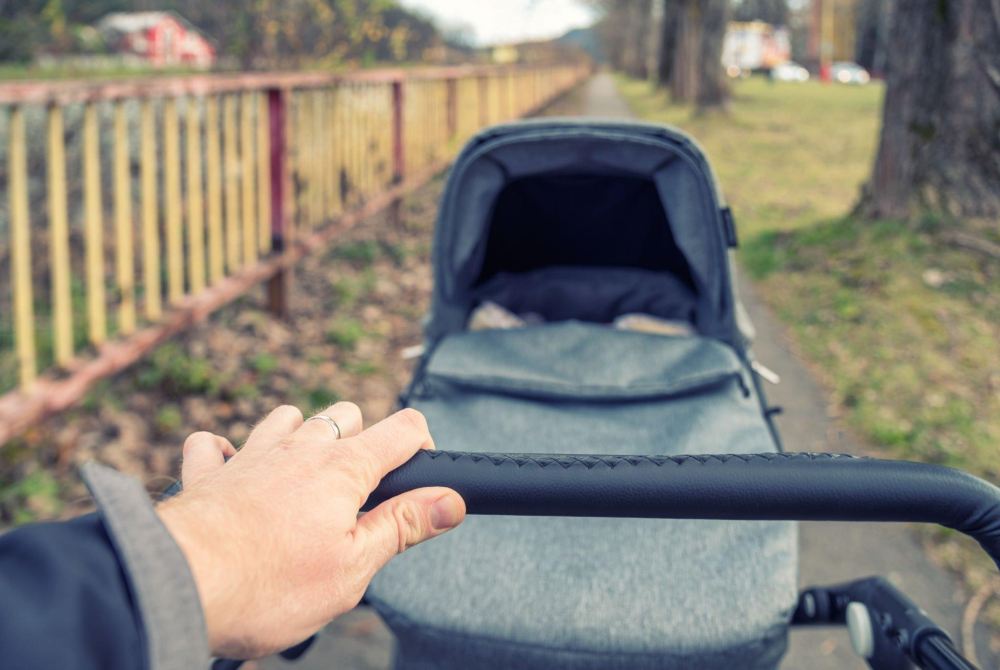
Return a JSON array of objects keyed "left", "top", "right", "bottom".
[{"left": 0, "top": 62, "right": 589, "bottom": 445}]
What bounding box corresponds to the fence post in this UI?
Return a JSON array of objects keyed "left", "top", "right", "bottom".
[
  {"left": 446, "top": 77, "right": 457, "bottom": 140},
  {"left": 266, "top": 87, "right": 289, "bottom": 318},
  {"left": 499, "top": 69, "right": 509, "bottom": 121},
  {"left": 391, "top": 79, "right": 405, "bottom": 183},
  {"left": 478, "top": 74, "right": 489, "bottom": 127}
]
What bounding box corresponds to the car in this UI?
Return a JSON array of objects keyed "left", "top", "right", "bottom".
[
  {"left": 771, "top": 61, "right": 810, "bottom": 82},
  {"left": 831, "top": 61, "right": 870, "bottom": 85}
]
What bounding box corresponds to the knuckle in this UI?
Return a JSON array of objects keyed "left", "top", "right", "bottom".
[
  {"left": 333, "top": 401, "right": 362, "bottom": 423},
  {"left": 395, "top": 408, "right": 429, "bottom": 434},
  {"left": 182, "top": 431, "right": 215, "bottom": 455},
  {"left": 273, "top": 404, "right": 304, "bottom": 424},
  {"left": 390, "top": 500, "right": 425, "bottom": 553}
]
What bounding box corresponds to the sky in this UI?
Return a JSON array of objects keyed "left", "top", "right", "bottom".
[{"left": 398, "top": 0, "right": 598, "bottom": 47}]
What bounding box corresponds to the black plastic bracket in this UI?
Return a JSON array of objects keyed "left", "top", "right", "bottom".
[
  {"left": 792, "top": 577, "right": 975, "bottom": 670},
  {"left": 721, "top": 207, "right": 739, "bottom": 248}
]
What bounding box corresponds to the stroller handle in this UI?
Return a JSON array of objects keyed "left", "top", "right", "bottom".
[{"left": 362, "top": 451, "right": 1000, "bottom": 570}]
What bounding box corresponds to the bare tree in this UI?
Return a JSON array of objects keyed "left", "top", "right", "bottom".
[
  {"left": 595, "top": 0, "right": 730, "bottom": 111},
  {"left": 668, "top": 0, "right": 700, "bottom": 102},
  {"left": 620, "top": 0, "right": 653, "bottom": 78},
  {"left": 666, "top": 0, "right": 728, "bottom": 111},
  {"left": 656, "top": 0, "right": 680, "bottom": 86},
  {"left": 861, "top": 0, "right": 1000, "bottom": 219},
  {"left": 695, "top": 0, "right": 730, "bottom": 112},
  {"left": 646, "top": 0, "right": 664, "bottom": 83}
]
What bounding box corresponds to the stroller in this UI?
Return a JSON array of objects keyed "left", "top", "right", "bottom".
[
  {"left": 357, "top": 121, "right": 1000, "bottom": 670},
  {"left": 216, "top": 121, "right": 998, "bottom": 670}
]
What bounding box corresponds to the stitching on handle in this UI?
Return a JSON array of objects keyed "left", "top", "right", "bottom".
[{"left": 420, "top": 451, "right": 860, "bottom": 470}]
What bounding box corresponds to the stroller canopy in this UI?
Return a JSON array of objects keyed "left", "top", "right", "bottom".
[{"left": 426, "top": 120, "right": 741, "bottom": 346}]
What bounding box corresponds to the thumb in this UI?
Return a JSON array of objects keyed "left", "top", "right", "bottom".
[
  {"left": 181, "top": 432, "right": 237, "bottom": 489},
  {"left": 355, "top": 487, "right": 466, "bottom": 571}
]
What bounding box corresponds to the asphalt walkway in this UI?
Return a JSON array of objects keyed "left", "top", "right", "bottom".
[{"left": 262, "top": 73, "right": 990, "bottom": 670}]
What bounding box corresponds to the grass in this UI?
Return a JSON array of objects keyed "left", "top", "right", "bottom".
[
  {"left": 745, "top": 217, "right": 999, "bottom": 475},
  {"left": 326, "top": 317, "right": 366, "bottom": 350},
  {"left": 0, "top": 468, "right": 61, "bottom": 525},
  {"left": 617, "top": 76, "right": 883, "bottom": 237},
  {"left": 135, "top": 342, "right": 219, "bottom": 397},
  {"left": 617, "top": 74, "right": 998, "bottom": 475},
  {"left": 618, "top": 74, "right": 1000, "bottom": 612}
]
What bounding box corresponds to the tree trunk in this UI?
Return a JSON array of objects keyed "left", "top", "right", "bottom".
[
  {"left": 621, "top": 0, "right": 652, "bottom": 78},
  {"left": 669, "top": 0, "right": 700, "bottom": 103},
  {"left": 657, "top": 0, "right": 680, "bottom": 86},
  {"left": 695, "top": 0, "right": 730, "bottom": 112},
  {"left": 598, "top": 2, "right": 629, "bottom": 71},
  {"left": 861, "top": 0, "right": 1000, "bottom": 220},
  {"left": 646, "top": 0, "right": 664, "bottom": 83}
]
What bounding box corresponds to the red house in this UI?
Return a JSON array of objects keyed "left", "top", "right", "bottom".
[{"left": 98, "top": 11, "right": 216, "bottom": 68}]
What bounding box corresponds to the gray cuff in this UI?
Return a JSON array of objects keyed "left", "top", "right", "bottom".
[{"left": 82, "top": 462, "right": 211, "bottom": 670}]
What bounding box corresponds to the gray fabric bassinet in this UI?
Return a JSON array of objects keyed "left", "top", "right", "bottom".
[{"left": 365, "top": 120, "right": 798, "bottom": 669}]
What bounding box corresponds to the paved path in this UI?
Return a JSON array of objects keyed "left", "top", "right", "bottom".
[{"left": 262, "top": 73, "right": 990, "bottom": 670}]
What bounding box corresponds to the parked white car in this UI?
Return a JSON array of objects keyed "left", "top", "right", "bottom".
[
  {"left": 831, "top": 61, "right": 871, "bottom": 85},
  {"left": 771, "top": 61, "right": 810, "bottom": 82}
]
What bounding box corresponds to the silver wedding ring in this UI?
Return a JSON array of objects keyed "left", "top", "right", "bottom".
[{"left": 306, "top": 414, "right": 342, "bottom": 440}]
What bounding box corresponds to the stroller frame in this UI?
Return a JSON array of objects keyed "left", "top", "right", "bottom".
[{"left": 214, "top": 120, "right": 997, "bottom": 670}]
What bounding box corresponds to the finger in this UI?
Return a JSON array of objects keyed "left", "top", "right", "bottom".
[
  {"left": 295, "top": 401, "right": 364, "bottom": 446},
  {"left": 242, "top": 404, "right": 304, "bottom": 453},
  {"left": 354, "top": 487, "right": 465, "bottom": 572},
  {"left": 181, "top": 432, "right": 236, "bottom": 488},
  {"left": 333, "top": 409, "right": 434, "bottom": 495}
]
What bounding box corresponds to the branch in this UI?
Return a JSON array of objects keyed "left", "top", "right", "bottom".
[{"left": 941, "top": 231, "right": 1000, "bottom": 261}]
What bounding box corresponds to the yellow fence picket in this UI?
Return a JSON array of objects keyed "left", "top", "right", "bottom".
[
  {"left": 113, "top": 101, "right": 137, "bottom": 335},
  {"left": 83, "top": 102, "right": 107, "bottom": 345},
  {"left": 241, "top": 93, "right": 257, "bottom": 265},
  {"left": 8, "top": 107, "right": 36, "bottom": 386},
  {"left": 186, "top": 98, "right": 206, "bottom": 294},
  {"left": 46, "top": 106, "right": 73, "bottom": 364},
  {"left": 163, "top": 98, "right": 184, "bottom": 304},
  {"left": 140, "top": 100, "right": 162, "bottom": 320},
  {"left": 257, "top": 94, "right": 272, "bottom": 254},
  {"left": 224, "top": 95, "right": 241, "bottom": 272},
  {"left": 205, "top": 97, "right": 224, "bottom": 284}
]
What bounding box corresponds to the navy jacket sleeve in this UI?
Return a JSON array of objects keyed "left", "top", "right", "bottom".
[
  {"left": 0, "top": 513, "right": 145, "bottom": 670},
  {"left": 0, "top": 464, "right": 210, "bottom": 670}
]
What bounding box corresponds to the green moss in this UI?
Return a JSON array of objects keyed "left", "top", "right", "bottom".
[
  {"left": 330, "top": 270, "right": 377, "bottom": 310},
  {"left": 331, "top": 240, "right": 379, "bottom": 266},
  {"left": 135, "top": 343, "right": 220, "bottom": 396},
  {"left": 326, "top": 318, "right": 365, "bottom": 351},
  {"left": 0, "top": 469, "right": 62, "bottom": 525},
  {"left": 154, "top": 404, "right": 184, "bottom": 435},
  {"left": 250, "top": 352, "right": 280, "bottom": 376},
  {"left": 344, "top": 359, "right": 380, "bottom": 376}
]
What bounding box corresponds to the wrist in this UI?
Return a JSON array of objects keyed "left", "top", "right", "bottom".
[{"left": 158, "top": 498, "right": 239, "bottom": 654}]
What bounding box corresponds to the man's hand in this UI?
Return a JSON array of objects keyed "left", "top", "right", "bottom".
[{"left": 157, "top": 403, "right": 466, "bottom": 659}]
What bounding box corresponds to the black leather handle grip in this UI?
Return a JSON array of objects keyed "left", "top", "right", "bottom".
[{"left": 362, "top": 451, "right": 1000, "bottom": 570}]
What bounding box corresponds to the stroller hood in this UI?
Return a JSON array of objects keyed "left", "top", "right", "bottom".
[{"left": 426, "top": 119, "right": 745, "bottom": 347}]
